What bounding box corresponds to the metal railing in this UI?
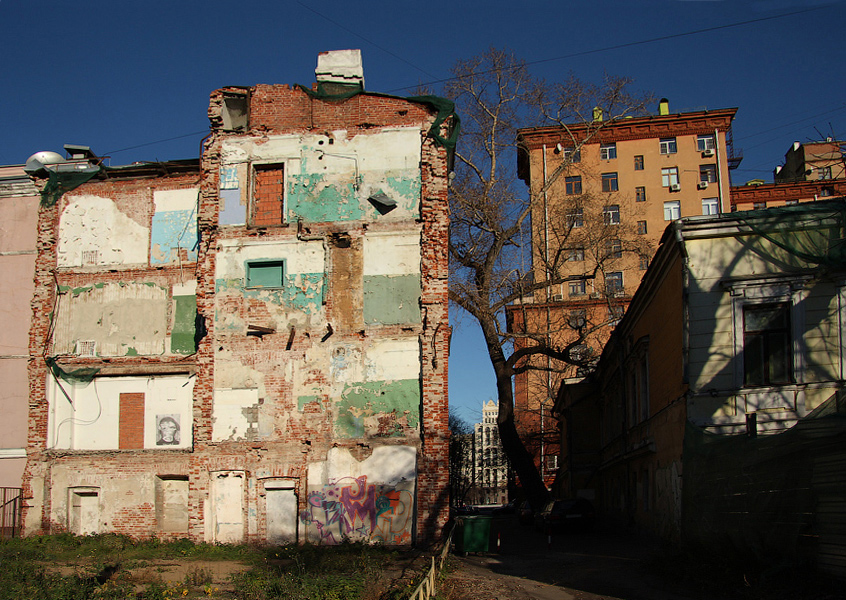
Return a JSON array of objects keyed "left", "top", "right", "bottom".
[{"left": 1, "top": 487, "right": 22, "bottom": 539}]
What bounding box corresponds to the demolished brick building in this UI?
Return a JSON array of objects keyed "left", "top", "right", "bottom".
[{"left": 22, "top": 50, "right": 454, "bottom": 546}]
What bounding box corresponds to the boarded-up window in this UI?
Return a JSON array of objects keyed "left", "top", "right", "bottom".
[
  {"left": 156, "top": 476, "right": 189, "bottom": 533},
  {"left": 119, "top": 393, "right": 145, "bottom": 449},
  {"left": 246, "top": 260, "right": 285, "bottom": 289},
  {"left": 252, "top": 164, "right": 284, "bottom": 227}
]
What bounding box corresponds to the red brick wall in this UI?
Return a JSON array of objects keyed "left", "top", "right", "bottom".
[
  {"left": 251, "top": 165, "right": 284, "bottom": 227},
  {"left": 119, "top": 393, "right": 145, "bottom": 449}
]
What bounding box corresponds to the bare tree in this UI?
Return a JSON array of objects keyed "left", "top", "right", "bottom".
[
  {"left": 446, "top": 49, "right": 653, "bottom": 509},
  {"left": 449, "top": 411, "right": 475, "bottom": 507}
]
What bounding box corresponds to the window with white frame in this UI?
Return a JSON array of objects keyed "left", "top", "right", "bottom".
[
  {"left": 663, "top": 200, "right": 680, "bottom": 221},
  {"left": 606, "top": 271, "right": 623, "bottom": 294},
  {"left": 568, "top": 207, "right": 584, "bottom": 228},
  {"left": 605, "top": 238, "right": 622, "bottom": 259},
  {"left": 702, "top": 197, "right": 719, "bottom": 215},
  {"left": 603, "top": 204, "right": 621, "bottom": 224},
  {"left": 697, "top": 134, "right": 716, "bottom": 151},
  {"left": 567, "top": 246, "right": 585, "bottom": 262},
  {"left": 562, "top": 147, "right": 581, "bottom": 163},
  {"left": 659, "top": 137, "right": 677, "bottom": 154},
  {"left": 818, "top": 166, "right": 833, "bottom": 180},
  {"left": 600, "top": 143, "right": 617, "bottom": 160},
  {"left": 661, "top": 167, "right": 679, "bottom": 187},
  {"left": 699, "top": 164, "right": 717, "bottom": 183}
]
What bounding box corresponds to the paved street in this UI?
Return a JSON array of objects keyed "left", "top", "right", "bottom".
[{"left": 438, "top": 514, "right": 841, "bottom": 600}]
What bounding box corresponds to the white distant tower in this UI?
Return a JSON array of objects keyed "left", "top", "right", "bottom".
[{"left": 472, "top": 400, "right": 508, "bottom": 505}]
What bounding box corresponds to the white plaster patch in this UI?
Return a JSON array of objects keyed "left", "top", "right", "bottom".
[
  {"left": 216, "top": 239, "right": 325, "bottom": 279},
  {"left": 212, "top": 388, "right": 260, "bottom": 442},
  {"left": 58, "top": 195, "right": 148, "bottom": 267},
  {"left": 364, "top": 338, "right": 420, "bottom": 381},
  {"left": 46, "top": 375, "right": 194, "bottom": 450},
  {"left": 307, "top": 446, "right": 417, "bottom": 487},
  {"left": 173, "top": 281, "right": 197, "bottom": 296},
  {"left": 153, "top": 188, "right": 199, "bottom": 212},
  {"left": 362, "top": 231, "right": 421, "bottom": 276}
]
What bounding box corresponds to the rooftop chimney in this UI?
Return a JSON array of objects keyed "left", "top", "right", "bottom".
[{"left": 316, "top": 50, "right": 364, "bottom": 92}]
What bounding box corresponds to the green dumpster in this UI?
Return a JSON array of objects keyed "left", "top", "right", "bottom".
[{"left": 455, "top": 515, "right": 492, "bottom": 553}]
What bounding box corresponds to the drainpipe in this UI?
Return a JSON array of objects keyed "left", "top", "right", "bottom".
[
  {"left": 541, "top": 145, "right": 551, "bottom": 481},
  {"left": 714, "top": 128, "right": 725, "bottom": 214}
]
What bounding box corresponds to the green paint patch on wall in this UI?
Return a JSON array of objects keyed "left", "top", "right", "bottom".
[
  {"left": 336, "top": 379, "right": 420, "bottom": 438},
  {"left": 215, "top": 273, "right": 325, "bottom": 315},
  {"left": 124, "top": 346, "right": 138, "bottom": 356},
  {"left": 363, "top": 274, "right": 421, "bottom": 324},
  {"left": 298, "top": 395, "right": 323, "bottom": 412},
  {"left": 171, "top": 295, "right": 197, "bottom": 354},
  {"left": 288, "top": 173, "right": 364, "bottom": 223}
]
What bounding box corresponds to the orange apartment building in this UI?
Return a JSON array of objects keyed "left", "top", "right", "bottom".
[
  {"left": 509, "top": 99, "right": 740, "bottom": 487},
  {"left": 731, "top": 139, "right": 846, "bottom": 211}
]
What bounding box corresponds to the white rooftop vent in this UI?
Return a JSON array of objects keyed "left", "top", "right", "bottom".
[{"left": 316, "top": 49, "right": 364, "bottom": 88}]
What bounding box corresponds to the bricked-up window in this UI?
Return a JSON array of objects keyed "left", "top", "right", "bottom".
[
  {"left": 252, "top": 164, "right": 285, "bottom": 227},
  {"left": 119, "top": 393, "right": 145, "bottom": 450}
]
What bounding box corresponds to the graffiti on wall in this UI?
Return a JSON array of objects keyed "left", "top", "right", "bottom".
[{"left": 300, "top": 476, "right": 413, "bottom": 545}]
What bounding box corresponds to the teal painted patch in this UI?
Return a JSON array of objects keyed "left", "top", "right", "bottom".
[
  {"left": 336, "top": 379, "right": 420, "bottom": 438},
  {"left": 363, "top": 274, "right": 421, "bottom": 324},
  {"left": 215, "top": 273, "right": 325, "bottom": 315},
  {"left": 288, "top": 173, "right": 365, "bottom": 223},
  {"left": 151, "top": 209, "right": 198, "bottom": 265},
  {"left": 298, "top": 395, "right": 323, "bottom": 412},
  {"left": 171, "top": 295, "right": 197, "bottom": 354}
]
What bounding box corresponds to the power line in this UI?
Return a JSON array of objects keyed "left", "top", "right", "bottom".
[
  {"left": 104, "top": 130, "right": 208, "bottom": 156},
  {"left": 295, "top": 1, "right": 439, "bottom": 82},
  {"left": 386, "top": 5, "right": 829, "bottom": 92}
]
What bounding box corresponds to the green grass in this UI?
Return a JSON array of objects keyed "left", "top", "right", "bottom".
[{"left": 0, "top": 534, "right": 401, "bottom": 600}]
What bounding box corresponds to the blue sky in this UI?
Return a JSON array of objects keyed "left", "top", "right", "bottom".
[{"left": 3, "top": 0, "right": 844, "bottom": 424}]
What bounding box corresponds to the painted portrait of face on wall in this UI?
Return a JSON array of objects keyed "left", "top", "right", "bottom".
[{"left": 156, "top": 414, "right": 181, "bottom": 446}]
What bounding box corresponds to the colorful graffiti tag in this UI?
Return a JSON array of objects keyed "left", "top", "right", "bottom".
[{"left": 300, "top": 476, "right": 414, "bottom": 545}]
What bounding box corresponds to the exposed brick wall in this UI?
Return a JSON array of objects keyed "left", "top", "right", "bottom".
[{"left": 24, "top": 83, "right": 453, "bottom": 548}]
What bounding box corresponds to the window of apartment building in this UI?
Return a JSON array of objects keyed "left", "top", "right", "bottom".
[
  {"left": 602, "top": 172, "right": 619, "bottom": 193},
  {"left": 570, "top": 344, "right": 592, "bottom": 361},
  {"left": 606, "top": 271, "right": 623, "bottom": 294},
  {"left": 567, "top": 246, "right": 585, "bottom": 261},
  {"left": 567, "top": 207, "right": 584, "bottom": 228},
  {"left": 639, "top": 256, "right": 650, "bottom": 270},
  {"left": 818, "top": 166, "right": 833, "bottom": 180},
  {"left": 697, "top": 134, "right": 716, "bottom": 151},
  {"left": 753, "top": 201, "right": 767, "bottom": 210},
  {"left": 785, "top": 199, "right": 799, "bottom": 206},
  {"left": 569, "top": 309, "right": 587, "bottom": 329},
  {"left": 603, "top": 204, "right": 621, "bottom": 224},
  {"left": 661, "top": 167, "right": 680, "bottom": 187},
  {"left": 637, "top": 220, "right": 647, "bottom": 235},
  {"left": 545, "top": 455, "right": 559, "bottom": 471},
  {"left": 605, "top": 238, "right": 623, "bottom": 259},
  {"left": 251, "top": 163, "right": 285, "bottom": 227},
  {"left": 663, "top": 200, "right": 680, "bottom": 221},
  {"left": 600, "top": 143, "right": 617, "bottom": 160},
  {"left": 699, "top": 164, "right": 717, "bottom": 184},
  {"left": 659, "top": 137, "right": 677, "bottom": 154},
  {"left": 702, "top": 197, "right": 719, "bottom": 216},
  {"left": 246, "top": 260, "right": 285, "bottom": 288},
  {"left": 635, "top": 186, "right": 646, "bottom": 202},
  {"left": 634, "top": 155, "right": 644, "bottom": 170},
  {"left": 565, "top": 175, "right": 582, "bottom": 195},
  {"left": 569, "top": 279, "right": 586, "bottom": 296},
  {"left": 820, "top": 186, "right": 834, "bottom": 197},
  {"left": 562, "top": 147, "right": 581, "bottom": 163},
  {"left": 743, "top": 303, "right": 792, "bottom": 386},
  {"left": 608, "top": 304, "right": 625, "bottom": 323}
]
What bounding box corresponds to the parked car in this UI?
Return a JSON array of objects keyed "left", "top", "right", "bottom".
[{"left": 533, "top": 498, "right": 595, "bottom": 532}]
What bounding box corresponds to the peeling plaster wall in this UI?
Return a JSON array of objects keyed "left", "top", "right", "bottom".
[
  {"left": 362, "top": 231, "right": 421, "bottom": 324},
  {"left": 52, "top": 282, "right": 170, "bottom": 357},
  {"left": 219, "top": 127, "right": 423, "bottom": 225},
  {"left": 151, "top": 189, "right": 199, "bottom": 264},
  {"left": 58, "top": 195, "right": 149, "bottom": 267},
  {"left": 47, "top": 375, "right": 194, "bottom": 450}
]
